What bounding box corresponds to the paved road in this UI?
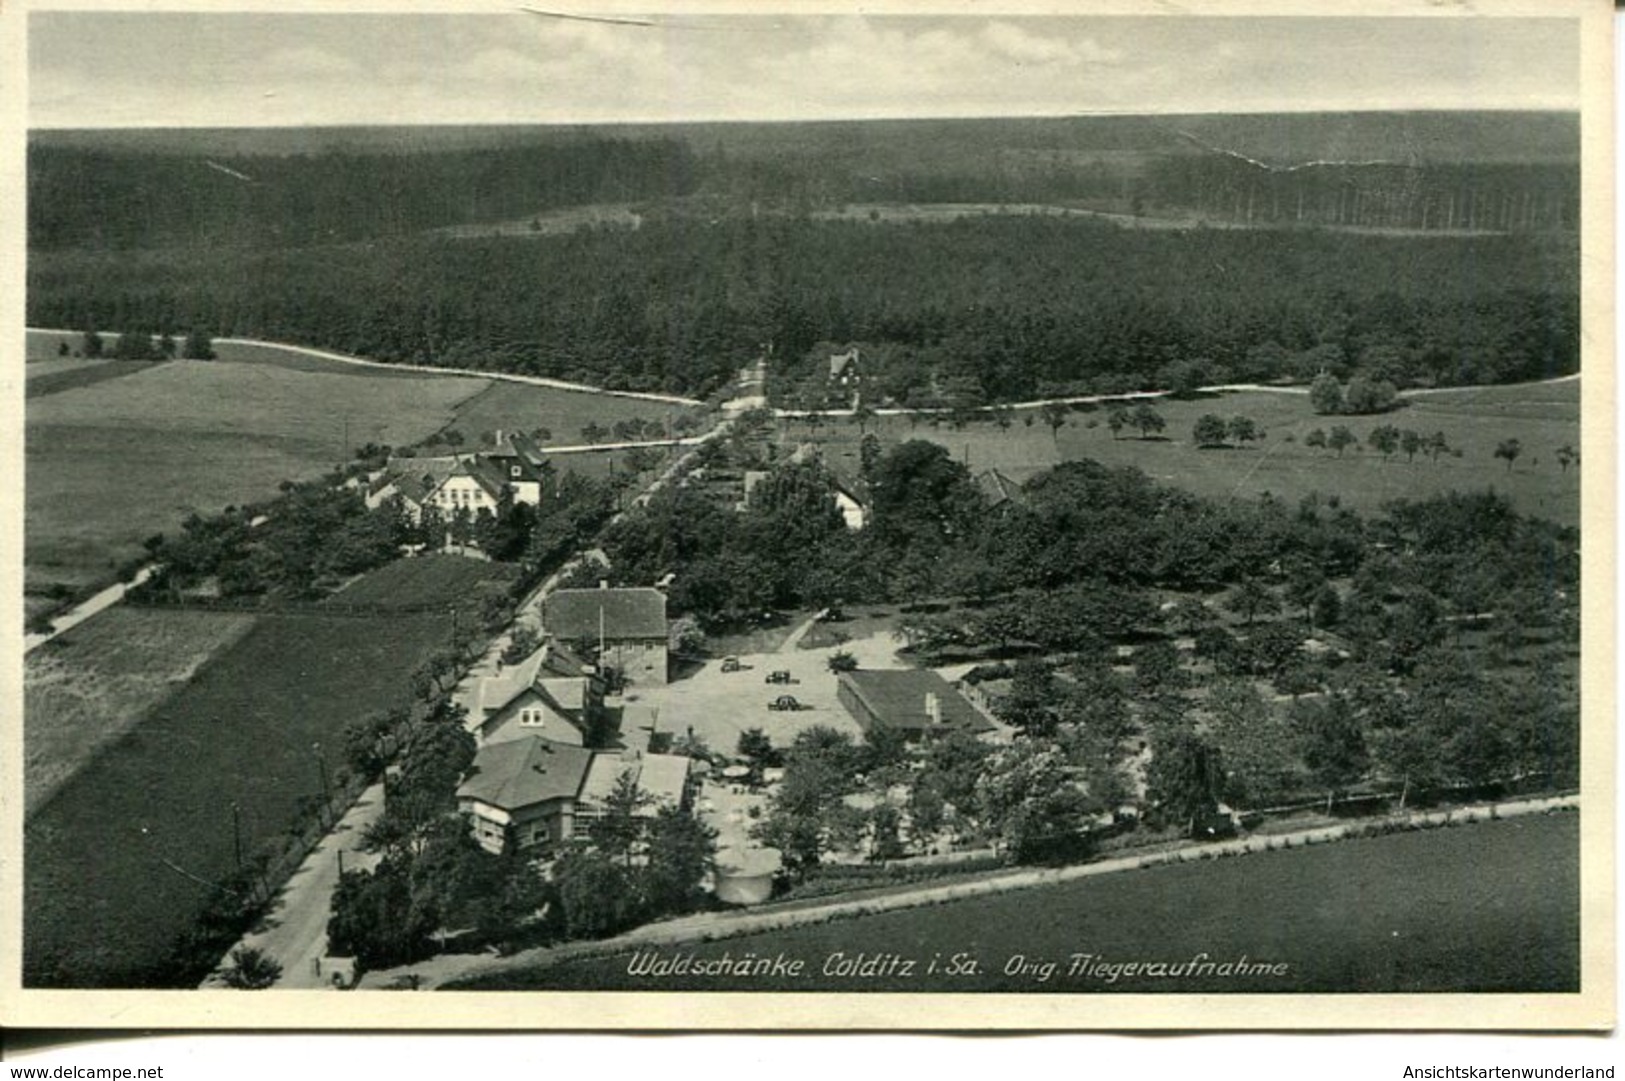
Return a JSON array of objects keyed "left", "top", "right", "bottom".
[
  {"left": 201, "top": 783, "right": 386, "bottom": 989},
  {"left": 773, "top": 372, "right": 1583, "bottom": 420},
  {"left": 25, "top": 327, "right": 705, "bottom": 407},
  {"left": 24, "top": 565, "right": 156, "bottom": 653}
]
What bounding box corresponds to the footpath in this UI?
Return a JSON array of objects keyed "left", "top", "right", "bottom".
[{"left": 364, "top": 792, "right": 1578, "bottom": 990}]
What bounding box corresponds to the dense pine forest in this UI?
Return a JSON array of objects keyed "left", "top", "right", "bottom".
[
  {"left": 28, "top": 111, "right": 1579, "bottom": 397},
  {"left": 29, "top": 217, "right": 1577, "bottom": 398}
]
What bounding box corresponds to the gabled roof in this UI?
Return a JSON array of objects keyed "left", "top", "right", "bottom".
[
  {"left": 387, "top": 457, "right": 460, "bottom": 504},
  {"left": 487, "top": 431, "right": 547, "bottom": 467},
  {"left": 975, "top": 468, "right": 1023, "bottom": 509},
  {"left": 457, "top": 737, "right": 595, "bottom": 810},
  {"left": 545, "top": 587, "right": 668, "bottom": 641},
  {"left": 579, "top": 750, "right": 691, "bottom": 813},
  {"left": 838, "top": 669, "right": 994, "bottom": 735},
  {"left": 829, "top": 348, "right": 859, "bottom": 378},
  {"left": 476, "top": 642, "right": 595, "bottom": 718},
  {"left": 443, "top": 457, "right": 508, "bottom": 500}
]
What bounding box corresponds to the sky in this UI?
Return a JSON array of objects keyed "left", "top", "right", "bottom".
[{"left": 28, "top": 11, "right": 1580, "bottom": 129}]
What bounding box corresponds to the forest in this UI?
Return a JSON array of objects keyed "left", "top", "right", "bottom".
[
  {"left": 28, "top": 215, "right": 1577, "bottom": 399},
  {"left": 28, "top": 138, "right": 702, "bottom": 250},
  {"left": 31, "top": 111, "right": 1578, "bottom": 248}
]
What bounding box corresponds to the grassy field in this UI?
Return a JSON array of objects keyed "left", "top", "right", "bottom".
[
  {"left": 445, "top": 380, "right": 696, "bottom": 448},
  {"left": 24, "top": 329, "right": 699, "bottom": 598},
  {"left": 24, "top": 608, "right": 259, "bottom": 818},
  {"left": 329, "top": 553, "right": 519, "bottom": 609},
  {"left": 25, "top": 357, "right": 485, "bottom": 595},
  {"left": 469, "top": 812, "right": 1578, "bottom": 994},
  {"left": 798, "top": 380, "right": 1580, "bottom": 527},
  {"left": 23, "top": 607, "right": 459, "bottom": 987}
]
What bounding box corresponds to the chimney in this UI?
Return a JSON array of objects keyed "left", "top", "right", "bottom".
[
  {"left": 925, "top": 692, "right": 942, "bottom": 725},
  {"left": 494, "top": 429, "right": 504, "bottom": 447},
  {"left": 600, "top": 580, "right": 609, "bottom": 590}
]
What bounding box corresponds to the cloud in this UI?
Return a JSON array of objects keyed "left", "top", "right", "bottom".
[{"left": 981, "top": 21, "right": 1122, "bottom": 67}]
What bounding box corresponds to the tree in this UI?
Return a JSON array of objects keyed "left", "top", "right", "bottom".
[
  {"left": 581, "top": 422, "right": 607, "bottom": 445},
  {"left": 1192, "top": 414, "right": 1229, "bottom": 448},
  {"left": 642, "top": 807, "right": 718, "bottom": 914},
  {"left": 219, "top": 945, "right": 283, "bottom": 990},
  {"left": 1144, "top": 725, "right": 1223, "bottom": 835},
  {"left": 851, "top": 402, "right": 877, "bottom": 437},
  {"left": 182, "top": 328, "right": 216, "bottom": 360},
  {"left": 997, "top": 660, "right": 1060, "bottom": 736},
  {"left": 737, "top": 727, "right": 780, "bottom": 768},
  {"left": 1400, "top": 429, "right": 1424, "bottom": 463},
  {"left": 1494, "top": 438, "right": 1523, "bottom": 472},
  {"left": 1344, "top": 375, "right": 1397, "bottom": 414},
  {"left": 1305, "top": 428, "right": 1327, "bottom": 451},
  {"left": 1425, "top": 431, "right": 1451, "bottom": 463},
  {"left": 595, "top": 769, "right": 653, "bottom": 867},
  {"left": 1309, "top": 372, "right": 1344, "bottom": 415},
  {"left": 1041, "top": 402, "right": 1070, "bottom": 445},
  {"left": 1227, "top": 415, "right": 1259, "bottom": 445},
  {"left": 82, "top": 328, "right": 104, "bottom": 359},
  {"left": 1290, "top": 694, "right": 1369, "bottom": 813},
  {"left": 977, "top": 742, "right": 1099, "bottom": 865},
  {"left": 549, "top": 848, "right": 645, "bottom": 939},
  {"left": 1312, "top": 585, "right": 1342, "bottom": 631},
  {"left": 1207, "top": 679, "right": 1297, "bottom": 808},
  {"left": 826, "top": 649, "right": 859, "bottom": 673},
  {"left": 503, "top": 625, "right": 541, "bottom": 665},
  {"left": 1556, "top": 444, "right": 1579, "bottom": 473},
  {"left": 1106, "top": 404, "right": 1130, "bottom": 440},
  {"left": 1366, "top": 424, "right": 1400, "bottom": 461},
  {"left": 1328, "top": 426, "right": 1357, "bottom": 457},
  {"left": 1131, "top": 403, "right": 1165, "bottom": 439},
  {"left": 1226, "top": 576, "right": 1280, "bottom": 627}
]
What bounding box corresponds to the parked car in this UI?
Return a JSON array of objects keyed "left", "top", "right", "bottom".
[
  {"left": 720, "top": 656, "right": 742, "bottom": 673},
  {"left": 765, "top": 670, "right": 800, "bottom": 685},
  {"left": 767, "top": 695, "right": 803, "bottom": 711}
]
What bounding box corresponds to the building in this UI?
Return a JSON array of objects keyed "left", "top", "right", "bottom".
[
  {"left": 373, "top": 432, "right": 549, "bottom": 525},
  {"left": 543, "top": 585, "right": 669, "bottom": 685},
  {"left": 456, "top": 736, "right": 693, "bottom": 855},
  {"left": 470, "top": 640, "right": 604, "bottom": 748},
  {"left": 974, "top": 468, "right": 1025, "bottom": 512},
  {"left": 827, "top": 347, "right": 862, "bottom": 387},
  {"left": 836, "top": 669, "right": 997, "bottom": 743},
  {"left": 482, "top": 430, "right": 549, "bottom": 506}
]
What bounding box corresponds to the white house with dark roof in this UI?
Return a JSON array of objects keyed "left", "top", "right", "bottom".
[
  {"left": 543, "top": 584, "right": 669, "bottom": 685},
  {"left": 456, "top": 736, "right": 693, "bottom": 855}
]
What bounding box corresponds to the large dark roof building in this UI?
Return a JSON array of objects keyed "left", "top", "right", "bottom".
[
  {"left": 836, "top": 669, "right": 995, "bottom": 741},
  {"left": 543, "top": 585, "right": 670, "bottom": 685}
]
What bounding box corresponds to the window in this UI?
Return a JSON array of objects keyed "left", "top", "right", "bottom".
[
  {"left": 520, "top": 707, "right": 545, "bottom": 728},
  {"left": 511, "top": 465, "right": 523, "bottom": 478}
]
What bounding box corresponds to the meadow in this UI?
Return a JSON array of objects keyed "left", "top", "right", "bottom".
[
  {"left": 24, "top": 608, "right": 258, "bottom": 817},
  {"left": 468, "top": 812, "right": 1578, "bottom": 994},
  {"left": 445, "top": 380, "right": 697, "bottom": 448},
  {"left": 330, "top": 553, "right": 519, "bottom": 609},
  {"left": 800, "top": 380, "right": 1581, "bottom": 528},
  {"left": 23, "top": 329, "right": 699, "bottom": 602},
  {"left": 23, "top": 606, "right": 461, "bottom": 987}
]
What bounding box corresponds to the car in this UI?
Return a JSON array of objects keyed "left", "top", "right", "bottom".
[
  {"left": 767, "top": 695, "right": 803, "bottom": 711},
  {"left": 720, "top": 657, "right": 742, "bottom": 673},
  {"left": 765, "top": 670, "right": 800, "bottom": 685}
]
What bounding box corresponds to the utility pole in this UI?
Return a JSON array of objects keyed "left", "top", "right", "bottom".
[
  {"left": 313, "top": 741, "right": 331, "bottom": 813},
  {"left": 231, "top": 801, "right": 244, "bottom": 871}
]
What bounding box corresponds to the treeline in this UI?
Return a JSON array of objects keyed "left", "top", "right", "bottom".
[
  {"left": 29, "top": 216, "right": 1577, "bottom": 398},
  {"left": 28, "top": 139, "right": 701, "bottom": 250},
  {"left": 1141, "top": 158, "right": 1578, "bottom": 233}
]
